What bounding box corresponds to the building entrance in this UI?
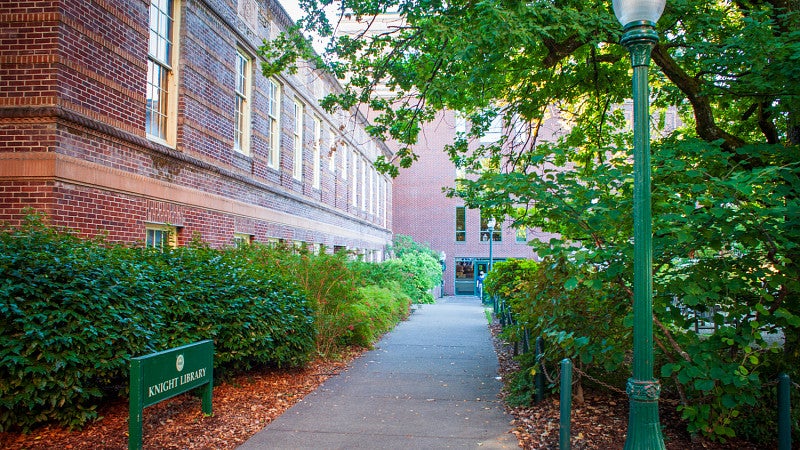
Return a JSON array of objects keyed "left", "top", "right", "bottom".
[
  {"left": 454, "top": 258, "right": 475, "bottom": 295},
  {"left": 454, "top": 257, "right": 505, "bottom": 296}
]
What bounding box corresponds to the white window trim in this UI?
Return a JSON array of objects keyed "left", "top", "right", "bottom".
[
  {"left": 312, "top": 115, "right": 321, "bottom": 189},
  {"left": 234, "top": 49, "right": 252, "bottom": 155},
  {"left": 233, "top": 233, "right": 253, "bottom": 246},
  {"left": 361, "top": 157, "right": 367, "bottom": 211},
  {"left": 341, "top": 142, "right": 348, "bottom": 180},
  {"left": 293, "top": 99, "right": 304, "bottom": 180},
  {"left": 328, "top": 128, "right": 336, "bottom": 173},
  {"left": 267, "top": 79, "right": 281, "bottom": 169},
  {"left": 146, "top": 0, "right": 181, "bottom": 147},
  {"left": 145, "top": 223, "right": 178, "bottom": 250},
  {"left": 351, "top": 151, "right": 358, "bottom": 206}
]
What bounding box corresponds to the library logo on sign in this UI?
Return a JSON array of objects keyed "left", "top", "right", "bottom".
[{"left": 176, "top": 354, "right": 184, "bottom": 372}]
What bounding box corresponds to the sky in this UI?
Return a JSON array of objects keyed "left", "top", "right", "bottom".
[{"left": 280, "top": 0, "right": 304, "bottom": 22}]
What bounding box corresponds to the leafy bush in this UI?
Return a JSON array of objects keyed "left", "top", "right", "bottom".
[
  {"left": 0, "top": 216, "right": 314, "bottom": 431},
  {"left": 342, "top": 284, "right": 411, "bottom": 347}
]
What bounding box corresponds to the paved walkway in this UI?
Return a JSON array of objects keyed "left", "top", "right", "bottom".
[{"left": 238, "top": 296, "right": 516, "bottom": 449}]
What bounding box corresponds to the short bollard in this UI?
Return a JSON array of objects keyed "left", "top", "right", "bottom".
[
  {"left": 778, "top": 373, "right": 791, "bottom": 450},
  {"left": 560, "top": 358, "right": 572, "bottom": 450},
  {"left": 535, "top": 337, "right": 545, "bottom": 403}
]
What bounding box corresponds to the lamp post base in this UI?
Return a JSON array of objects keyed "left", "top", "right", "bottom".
[{"left": 624, "top": 378, "right": 665, "bottom": 449}]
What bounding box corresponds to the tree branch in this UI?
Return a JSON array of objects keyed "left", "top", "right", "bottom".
[{"left": 651, "top": 45, "right": 747, "bottom": 150}]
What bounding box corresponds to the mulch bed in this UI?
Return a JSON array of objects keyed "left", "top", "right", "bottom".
[
  {"left": 490, "top": 322, "right": 767, "bottom": 449},
  {"left": 2, "top": 322, "right": 771, "bottom": 449}
]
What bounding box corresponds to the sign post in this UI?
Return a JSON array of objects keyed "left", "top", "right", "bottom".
[{"left": 129, "top": 340, "right": 213, "bottom": 450}]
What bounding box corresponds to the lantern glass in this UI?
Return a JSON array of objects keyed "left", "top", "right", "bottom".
[{"left": 612, "top": 0, "right": 666, "bottom": 26}]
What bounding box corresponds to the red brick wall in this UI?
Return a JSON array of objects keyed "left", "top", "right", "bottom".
[{"left": 0, "top": 0, "right": 392, "bottom": 254}]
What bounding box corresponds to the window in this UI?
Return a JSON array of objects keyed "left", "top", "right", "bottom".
[
  {"left": 516, "top": 226, "right": 528, "bottom": 243},
  {"left": 352, "top": 152, "right": 358, "bottom": 206},
  {"left": 341, "top": 143, "right": 347, "bottom": 179},
  {"left": 312, "top": 115, "right": 321, "bottom": 189},
  {"left": 233, "top": 233, "right": 252, "bottom": 247},
  {"left": 382, "top": 177, "right": 388, "bottom": 228},
  {"left": 145, "top": 224, "right": 177, "bottom": 250},
  {"left": 267, "top": 79, "right": 281, "bottom": 168},
  {"left": 328, "top": 131, "right": 336, "bottom": 173},
  {"left": 480, "top": 112, "right": 503, "bottom": 144},
  {"left": 361, "top": 158, "right": 367, "bottom": 211},
  {"left": 234, "top": 49, "right": 251, "bottom": 155},
  {"left": 369, "top": 168, "right": 375, "bottom": 214},
  {"left": 293, "top": 99, "right": 304, "bottom": 180},
  {"left": 455, "top": 166, "right": 467, "bottom": 192},
  {"left": 480, "top": 215, "right": 502, "bottom": 242},
  {"left": 455, "top": 112, "right": 467, "bottom": 135},
  {"left": 455, "top": 206, "right": 466, "bottom": 242},
  {"left": 146, "top": 0, "right": 179, "bottom": 144}
]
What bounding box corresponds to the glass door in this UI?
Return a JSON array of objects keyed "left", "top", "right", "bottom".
[{"left": 454, "top": 258, "right": 475, "bottom": 295}]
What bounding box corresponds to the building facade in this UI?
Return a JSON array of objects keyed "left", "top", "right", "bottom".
[
  {"left": 391, "top": 110, "right": 558, "bottom": 296},
  {"left": 0, "top": 0, "right": 392, "bottom": 258}
]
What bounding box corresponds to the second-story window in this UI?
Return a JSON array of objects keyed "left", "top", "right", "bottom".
[
  {"left": 146, "top": 0, "right": 179, "bottom": 145},
  {"left": 351, "top": 151, "right": 358, "bottom": 206},
  {"left": 341, "top": 142, "right": 348, "bottom": 180},
  {"left": 455, "top": 206, "right": 466, "bottom": 242},
  {"left": 267, "top": 79, "right": 281, "bottom": 169},
  {"left": 312, "top": 116, "right": 321, "bottom": 189},
  {"left": 234, "top": 49, "right": 251, "bottom": 155},
  {"left": 516, "top": 226, "right": 528, "bottom": 243},
  {"left": 328, "top": 128, "right": 336, "bottom": 173},
  {"left": 293, "top": 99, "right": 304, "bottom": 180},
  {"left": 361, "top": 158, "right": 367, "bottom": 211},
  {"left": 481, "top": 214, "right": 502, "bottom": 242}
]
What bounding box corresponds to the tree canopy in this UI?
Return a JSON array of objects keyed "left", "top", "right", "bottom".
[{"left": 261, "top": 0, "right": 800, "bottom": 442}]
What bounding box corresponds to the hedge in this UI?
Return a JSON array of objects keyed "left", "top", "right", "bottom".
[{"left": 0, "top": 218, "right": 314, "bottom": 431}]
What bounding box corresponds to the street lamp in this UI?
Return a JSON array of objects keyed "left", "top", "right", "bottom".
[
  {"left": 487, "top": 217, "right": 496, "bottom": 273},
  {"left": 439, "top": 251, "right": 446, "bottom": 298},
  {"left": 612, "top": 0, "right": 666, "bottom": 448}
]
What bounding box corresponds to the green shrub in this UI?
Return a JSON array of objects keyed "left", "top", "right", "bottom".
[
  {"left": 342, "top": 284, "right": 411, "bottom": 347},
  {"left": 243, "top": 245, "right": 365, "bottom": 356},
  {"left": 0, "top": 216, "right": 314, "bottom": 431}
]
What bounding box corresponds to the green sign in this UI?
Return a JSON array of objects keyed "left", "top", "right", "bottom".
[{"left": 129, "top": 340, "right": 213, "bottom": 450}]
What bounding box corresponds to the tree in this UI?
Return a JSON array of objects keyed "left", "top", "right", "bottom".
[{"left": 261, "top": 0, "right": 800, "bottom": 441}]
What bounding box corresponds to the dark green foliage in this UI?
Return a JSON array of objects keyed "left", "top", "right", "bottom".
[
  {"left": 343, "top": 285, "right": 411, "bottom": 348},
  {"left": 384, "top": 235, "right": 443, "bottom": 304},
  {"left": 0, "top": 215, "right": 314, "bottom": 431}
]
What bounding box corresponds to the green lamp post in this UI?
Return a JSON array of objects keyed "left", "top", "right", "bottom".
[
  {"left": 487, "top": 217, "right": 496, "bottom": 272},
  {"left": 612, "top": 0, "right": 667, "bottom": 448}
]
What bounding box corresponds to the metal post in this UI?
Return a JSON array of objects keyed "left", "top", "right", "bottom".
[
  {"left": 560, "top": 358, "right": 573, "bottom": 450},
  {"left": 621, "top": 21, "right": 666, "bottom": 450},
  {"left": 535, "top": 337, "right": 545, "bottom": 403},
  {"left": 488, "top": 228, "right": 494, "bottom": 273},
  {"left": 778, "top": 373, "right": 792, "bottom": 450}
]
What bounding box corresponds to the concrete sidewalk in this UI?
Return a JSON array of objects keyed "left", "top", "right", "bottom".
[{"left": 238, "top": 296, "right": 516, "bottom": 449}]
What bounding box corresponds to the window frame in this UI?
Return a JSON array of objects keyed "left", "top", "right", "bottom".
[
  {"left": 234, "top": 49, "right": 252, "bottom": 155},
  {"left": 145, "top": 224, "right": 177, "bottom": 250},
  {"left": 480, "top": 214, "right": 502, "bottom": 242},
  {"left": 293, "top": 99, "right": 304, "bottom": 180},
  {"left": 267, "top": 79, "right": 281, "bottom": 169},
  {"left": 233, "top": 233, "right": 253, "bottom": 247},
  {"left": 146, "top": 0, "right": 180, "bottom": 146},
  {"left": 312, "top": 115, "right": 321, "bottom": 189},
  {"left": 455, "top": 206, "right": 466, "bottom": 242}
]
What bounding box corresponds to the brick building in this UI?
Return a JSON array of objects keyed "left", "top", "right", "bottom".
[
  {"left": 0, "top": 0, "right": 392, "bottom": 258},
  {"left": 391, "top": 110, "right": 559, "bottom": 296}
]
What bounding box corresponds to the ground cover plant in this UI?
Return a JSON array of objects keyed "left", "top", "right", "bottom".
[{"left": 0, "top": 214, "right": 428, "bottom": 432}]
